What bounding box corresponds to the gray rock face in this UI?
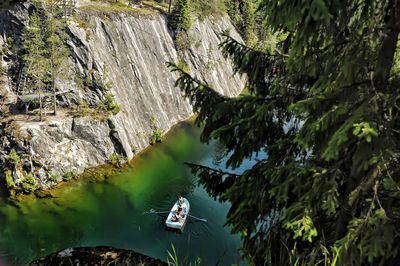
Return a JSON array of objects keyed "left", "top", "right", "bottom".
[
  {"left": 66, "top": 12, "right": 244, "bottom": 159},
  {"left": 20, "top": 117, "right": 115, "bottom": 176},
  {"left": 0, "top": 4, "right": 245, "bottom": 190}
]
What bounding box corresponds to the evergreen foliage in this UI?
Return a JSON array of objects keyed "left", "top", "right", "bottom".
[
  {"left": 108, "top": 153, "right": 127, "bottom": 164},
  {"left": 22, "top": 9, "right": 48, "bottom": 121},
  {"left": 169, "top": 0, "right": 400, "bottom": 264},
  {"left": 149, "top": 128, "right": 165, "bottom": 145},
  {"left": 74, "top": 94, "right": 120, "bottom": 121},
  {"left": 74, "top": 99, "right": 92, "bottom": 117},
  {"left": 174, "top": 30, "right": 195, "bottom": 51},
  {"left": 62, "top": 170, "right": 77, "bottom": 181},
  {"left": 22, "top": 1, "right": 71, "bottom": 119},
  {"left": 225, "top": 0, "right": 255, "bottom": 42},
  {"left": 5, "top": 170, "right": 16, "bottom": 189},
  {"left": 168, "top": 0, "right": 191, "bottom": 31},
  {"left": 20, "top": 173, "right": 40, "bottom": 193},
  {"left": 191, "top": 0, "right": 226, "bottom": 20},
  {"left": 48, "top": 173, "right": 60, "bottom": 183},
  {"left": 7, "top": 149, "right": 20, "bottom": 166},
  {"left": 42, "top": 0, "right": 71, "bottom": 116},
  {"left": 74, "top": 66, "right": 120, "bottom": 120}
]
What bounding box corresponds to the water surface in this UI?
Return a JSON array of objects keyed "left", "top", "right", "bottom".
[{"left": 0, "top": 122, "right": 246, "bottom": 265}]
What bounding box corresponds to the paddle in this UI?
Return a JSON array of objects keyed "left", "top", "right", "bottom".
[
  {"left": 145, "top": 209, "right": 207, "bottom": 222},
  {"left": 186, "top": 214, "right": 207, "bottom": 222},
  {"left": 144, "top": 210, "right": 171, "bottom": 214}
]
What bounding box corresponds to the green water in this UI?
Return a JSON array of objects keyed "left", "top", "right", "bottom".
[{"left": 0, "top": 122, "right": 245, "bottom": 265}]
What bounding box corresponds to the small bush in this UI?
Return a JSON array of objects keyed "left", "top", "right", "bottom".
[
  {"left": 63, "top": 170, "right": 77, "bottom": 181},
  {"left": 49, "top": 173, "right": 60, "bottom": 183},
  {"left": 7, "top": 149, "right": 20, "bottom": 166},
  {"left": 103, "top": 93, "right": 121, "bottom": 115},
  {"left": 149, "top": 128, "right": 165, "bottom": 144},
  {"left": 20, "top": 174, "right": 40, "bottom": 193},
  {"left": 74, "top": 99, "right": 92, "bottom": 117},
  {"left": 108, "top": 153, "right": 127, "bottom": 164},
  {"left": 92, "top": 93, "right": 121, "bottom": 121},
  {"left": 175, "top": 30, "right": 195, "bottom": 51},
  {"left": 5, "top": 169, "right": 16, "bottom": 188}
]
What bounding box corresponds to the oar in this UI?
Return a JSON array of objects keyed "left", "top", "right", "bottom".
[
  {"left": 146, "top": 210, "right": 171, "bottom": 214},
  {"left": 187, "top": 214, "right": 207, "bottom": 222}
]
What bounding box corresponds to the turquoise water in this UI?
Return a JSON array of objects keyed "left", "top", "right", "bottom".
[{"left": 0, "top": 122, "right": 247, "bottom": 265}]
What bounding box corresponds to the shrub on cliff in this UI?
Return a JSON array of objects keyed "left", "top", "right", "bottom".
[
  {"left": 49, "top": 173, "right": 60, "bottom": 183},
  {"left": 63, "top": 170, "right": 77, "bottom": 181},
  {"left": 7, "top": 149, "right": 20, "bottom": 166},
  {"left": 149, "top": 128, "right": 164, "bottom": 145},
  {"left": 74, "top": 99, "right": 92, "bottom": 117},
  {"left": 20, "top": 174, "right": 39, "bottom": 193},
  {"left": 174, "top": 30, "right": 195, "bottom": 51},
  {"left": 108, "top": 153, "right": 127, "bottom": 164},
  {"left": 168, "top": 0, "right": 191, "bottom": 31},
  {"left": 5, "top": 170, "right": 16, "bottom": 189}
]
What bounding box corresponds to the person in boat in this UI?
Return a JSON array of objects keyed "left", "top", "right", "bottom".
[
  {"left": 174, "top": 207, "right": 185, "bottom": 222},
  {"left": 175, "top": 207, "right": 182, "bottom": 216},
  {"left": 178, "top": 197, "right": 184, "bottom": 209},
  {"left": 171, "top": 214, "right": 179, "bottom": 222},
  {"left": 179, "top": 197, "right": 184, "bottom": 205}
]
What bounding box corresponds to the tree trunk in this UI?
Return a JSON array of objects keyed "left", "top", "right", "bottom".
[
  {"left": 168, "top": 0, "right": 172, "bottom": 15},
  {"left": 334, "top": 168, "right": 359, "bottom": 240},
  {"left": 375, "top": 0, "right": 400, "bottom": 84},
  {"left": 50, "top": 1, "right": 57, "bottom": 116},
  {"left": 39, "top": 93, "right": 42, "bottom": 122},
  {"left": 52, "top": 75, "right": 57, "bottom": 116}
]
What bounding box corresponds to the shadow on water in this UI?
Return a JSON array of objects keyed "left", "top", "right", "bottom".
[{"left": 0, "top": 121, "right": 246, "bottom": 265}]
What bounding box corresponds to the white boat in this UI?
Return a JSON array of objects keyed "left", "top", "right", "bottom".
[{"left": 165, "top": 198, "right": 190, "bottom": 230}]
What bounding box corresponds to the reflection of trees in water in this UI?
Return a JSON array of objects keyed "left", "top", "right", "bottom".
[
  {"left": 212, "top": 142, "right": 226, "bottom": 167},
  {"left": 178, "top": 168, "right": 196, "bottom": 197}
]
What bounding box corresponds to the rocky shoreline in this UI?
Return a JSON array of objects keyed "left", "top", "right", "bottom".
[{"left": 30, "top": 246, "right": 168, "bottom": 265}]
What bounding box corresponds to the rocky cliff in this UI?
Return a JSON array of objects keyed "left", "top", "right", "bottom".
[{"left": 0, "top": 3, "right": 245, "bottom": 191}]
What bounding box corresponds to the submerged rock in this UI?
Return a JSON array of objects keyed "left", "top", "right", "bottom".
[{"left": 30, "top": 246, "right": 168, "bottom": 266}]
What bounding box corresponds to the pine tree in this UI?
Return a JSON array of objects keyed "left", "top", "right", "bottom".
[
  {"left": 22, "top": 1, "right": 70, "bottom": 118},
  {"left": 168, "top": 0, "right": 191, "bottom": 31},
  {"left": 169, "top": 0, "right": 400, "bottom": 264},
  {"left": 22, "top": 10, "right": 47, "bottom": 121},
  {"left": 224, "top": 0, "right": 255, "bottom": 42},
  {"left": 42, "top": 0, "right": 71, "bottom": 116}
]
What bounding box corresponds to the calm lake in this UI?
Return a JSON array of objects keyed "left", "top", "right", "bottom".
[{"left": 0, "top": 121, "right": 254, "bottom": 265}]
